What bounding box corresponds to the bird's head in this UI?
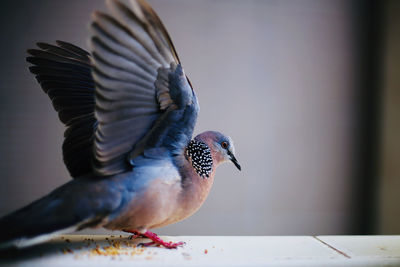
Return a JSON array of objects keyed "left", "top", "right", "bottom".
[{"left": 194, "top": 131, "right": 241, "bottom": 171}]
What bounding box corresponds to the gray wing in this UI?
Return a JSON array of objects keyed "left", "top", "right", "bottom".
[
  {"left": 91, "top": 0, "right": 197, "bottom": 176},
  {"left": 27, "top": 41, "right": 97, "bottom": 178}
]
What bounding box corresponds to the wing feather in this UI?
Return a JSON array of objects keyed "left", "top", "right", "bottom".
[
  {"left": 27, "top": 0, "right": 197, "bottom": 178},
  {"left": 27, "top": 42, "right": 96, "bottom": 178},
  {"left": 91, "top": 0, "right": 195, "bottom": 176},
  {"left": 92, "top": 12, "right": 161, "bottom": 69}
]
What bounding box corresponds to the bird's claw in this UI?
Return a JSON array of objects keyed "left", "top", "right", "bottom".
[
  {"left": 138, "top": 241, "right": 185, "bottom": 249},
  {"left": 162, "top": 241, "right": 186, "bottom": 249}
]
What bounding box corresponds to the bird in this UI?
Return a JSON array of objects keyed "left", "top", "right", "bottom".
[{"left": 0, "top": 0, "right": 241, "bottom": 249}]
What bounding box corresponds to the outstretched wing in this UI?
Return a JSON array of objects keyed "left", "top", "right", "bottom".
[
  {"left": 91, "top": 0, "right": 198, "bottom": 176},
  {"left": 27, "top": 41, "right": 97, "bottom": 178}
]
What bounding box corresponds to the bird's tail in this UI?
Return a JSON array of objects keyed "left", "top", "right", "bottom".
[
  {"left": 0, "top": 180, "right": 105, "bottom": 250},
  {"left": 0, "top": 196, "right": 78, "bottom": 250}
]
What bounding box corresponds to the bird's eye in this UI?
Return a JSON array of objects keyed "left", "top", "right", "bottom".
[{"left": 221, "top": 141, "right": 228, "bottom": 149}]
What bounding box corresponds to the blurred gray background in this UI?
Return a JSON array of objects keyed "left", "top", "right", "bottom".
[{"left": 0, "top": 0, "right": 398, "bottom": 236}]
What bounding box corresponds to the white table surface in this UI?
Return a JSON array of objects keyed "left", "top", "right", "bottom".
[{"left": 0, "top": 235, "right": 399, "bottom": 266}]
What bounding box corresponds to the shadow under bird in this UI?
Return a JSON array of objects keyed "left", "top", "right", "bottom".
[{"left": 0, "top": 0, "right": 240, "bottom": 249}]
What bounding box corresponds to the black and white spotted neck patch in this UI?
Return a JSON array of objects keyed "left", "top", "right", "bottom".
[{"left": 186, "top": 140, "right": 213, "bottom": 178}]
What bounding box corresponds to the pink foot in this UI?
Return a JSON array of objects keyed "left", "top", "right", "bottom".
[
  {"left": 142, "top": 231, "right": 185, "bottom": 249},
  {"left": 124, "top": 229, "right": 185, "bottom": 249},
  {"left": 124, "top": 230, "right": 144, "bottom": 240}
]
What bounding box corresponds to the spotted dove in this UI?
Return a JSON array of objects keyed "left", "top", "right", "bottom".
[{"left": 0, "top": 0, "right": 240, "bottom": 249}]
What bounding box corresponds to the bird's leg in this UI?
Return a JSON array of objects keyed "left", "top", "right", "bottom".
[
  {"left": 123, "top": 229, "right": 185, "bottom": 248},
  {"left": 123, "top": 229, "right": 145, "bottom": 240},
  {"left": 123, "top": 229, "right": 184, "bottom": 249},
  {"left": 140, "top": 231, "right": 185, "bottom": 249}
]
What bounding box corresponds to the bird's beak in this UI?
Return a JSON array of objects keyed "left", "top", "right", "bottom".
[{"left": 228, "top": 151, "right": 241, "bottom": 171}]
